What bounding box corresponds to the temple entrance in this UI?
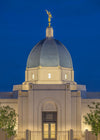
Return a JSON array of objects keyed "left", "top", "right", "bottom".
[{"left": 42, "top": 112, "right": 57, "bottom": 140}]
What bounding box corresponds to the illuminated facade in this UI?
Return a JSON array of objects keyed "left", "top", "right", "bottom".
[{"left": 0, "top": 17, "right": 100, "bottom": 140}]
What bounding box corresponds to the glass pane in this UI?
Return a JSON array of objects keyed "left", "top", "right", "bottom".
[
  {"left": 50, "top": 123, "right": 56, "bottom": 138},
  {"left": 48, "top": 73, "right": 51, "bottom": 79},
  {"left": 43, "top": 123, "right": 49, "bottom": 138},
  {"left": 46, "top": 113, "right": 53, "bottom": 121}
]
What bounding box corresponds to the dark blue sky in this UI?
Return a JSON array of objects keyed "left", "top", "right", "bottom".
[{"left": 0, "top": 0, "right": 100, "bottom": 92}]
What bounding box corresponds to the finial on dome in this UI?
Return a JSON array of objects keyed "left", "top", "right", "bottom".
[
  {"left": 45, "top": 10, "right": 53, "bottom": 38},
  {"left": 45, "top": 10, "right": 52, "bottom": 27}
]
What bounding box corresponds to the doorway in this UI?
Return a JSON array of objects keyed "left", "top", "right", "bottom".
[{"left": 42, "top": 112, "right": 57, "bottom": 140}]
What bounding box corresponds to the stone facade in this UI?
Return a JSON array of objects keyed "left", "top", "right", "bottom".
[{"left": 0, "top": 26, "right": 100, "bottom": 140}]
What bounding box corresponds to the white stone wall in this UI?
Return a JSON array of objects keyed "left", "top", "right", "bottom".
[
  {"left": 17, "top": 84, "right": 81, "bottom": 135},
  {"left": 71, "top": 91, "right": 81, "bottom": 131},
  {"left": 25, "top": 66, "right": 74, "bottom": 84},
  {"left": 18, "top": 91, "right": 28, "bottom": 132}
]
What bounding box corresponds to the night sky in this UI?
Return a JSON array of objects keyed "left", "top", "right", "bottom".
[{"left": 0, "top": 0, "right": 100, "bottom": 92}]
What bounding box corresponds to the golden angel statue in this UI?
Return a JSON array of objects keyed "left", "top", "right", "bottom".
[{"left": 45, "top": 10, "right": 52, "bottom": 27}]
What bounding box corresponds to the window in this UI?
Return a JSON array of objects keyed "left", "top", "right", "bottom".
[
  {"left": 48, "top": 73, "right": 51, "bottom": 79},
  {"left": 65, "top": 74, "right": 68, "bottom": 79},
  {"left": 32, "top": 74, "right": 34, "bottom": 79},
  {"left": 50, "top": 123, "right": 56, "bottom": 138},
  {"left": 43, "top": 123, "right": 49, "bottom": 138}
]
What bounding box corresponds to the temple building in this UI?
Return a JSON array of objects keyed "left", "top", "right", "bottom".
[{"left": 0, "top": 12, "right": 100, "bottom": 140}]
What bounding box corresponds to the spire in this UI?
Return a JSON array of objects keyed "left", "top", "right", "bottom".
[{"left": 45, "top": 10, "right": 53, "bottom": 38}]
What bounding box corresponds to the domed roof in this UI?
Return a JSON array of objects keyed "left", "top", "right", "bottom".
[{"left": 26, "top": 37, "right": 73, "bottom": 68}]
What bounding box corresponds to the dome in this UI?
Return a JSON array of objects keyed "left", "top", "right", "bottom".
[{"left": 26, "top": 37, "right": 73, "bottom": 68}]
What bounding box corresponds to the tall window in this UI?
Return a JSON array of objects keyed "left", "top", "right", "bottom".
[
  {"left": 32, "top": 74, "right": 34, "bottom": 79},
  {"left": 65, "top": 74, "right": 68, "bottom": 79},
  {"left": 48, "top": 73, "right": 51, "bottom": 79}
]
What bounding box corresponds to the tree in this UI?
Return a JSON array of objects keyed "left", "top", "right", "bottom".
[
  {"left": 84, "top": 102, "right": 100, "bottom": 136},
  {"left": 0, "top": 105, "right": 18, "bottom": 138}
]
